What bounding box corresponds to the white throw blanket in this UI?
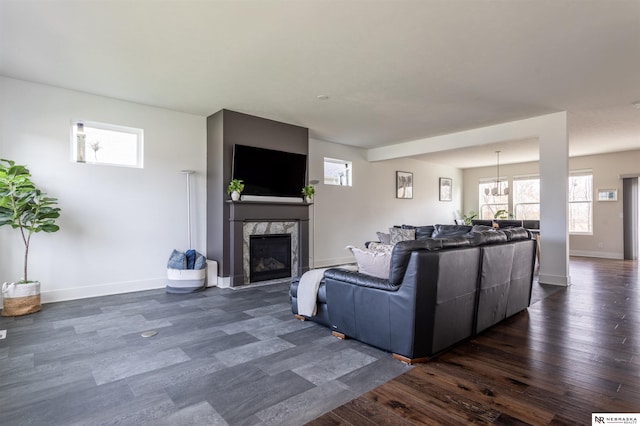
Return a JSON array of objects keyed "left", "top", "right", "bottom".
[
  {"left": 297, "top": 268, "right": 328, "bottom": 317},
  {"left": 297, "top": 265, "right": 357, "bottom": 317}
]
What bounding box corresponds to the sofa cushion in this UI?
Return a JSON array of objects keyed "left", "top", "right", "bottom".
[
  {"left": 432, "top": 224, "right": 472, "bottom": 238},
  {"left": 389, "top": 227, "right": 416, "bottom": 244},
  {"left": 471, "top": 220, "right": 493, "bottom": 227},
  {"left": 466, "top": 225, "right": 508, "bottom": 246},
  {"left": 435, "top": 236, "right": 473, "bottom": 249},
  {"left": 496, "top": 220, "right": 524, "bottom": 228},
  {"left": 401, "top": 225, "right": 435, "bottom": 240},
  {"left": 501, "top": 227, "right": 531, "bottom": 241},
  {"left": 346, "top": 245, "right": 391, "bottom": 279}
]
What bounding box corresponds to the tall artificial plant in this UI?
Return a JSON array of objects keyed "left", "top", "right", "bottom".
[{"left": 0, "top": 159, "right": 61, "bottom": 283}]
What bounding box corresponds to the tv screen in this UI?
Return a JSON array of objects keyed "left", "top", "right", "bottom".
[{"left": 232, "top": 144, "right": 307, "bottom": 198}]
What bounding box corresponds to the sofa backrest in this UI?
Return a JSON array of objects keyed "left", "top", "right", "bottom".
[
  {"left": 431, "top": 224, "right": 472, "bottom": 238},
  {"left": 495, "top": 219, "right": 524, "bottom": 228},
  {"left": 389, "top": 237, "right": 471, "bottom": 285},
  {"left": 464, "top": 225, "right": 508, "bottom": 245},
  {"left": 500, "top": 227, "right": 531, "bottom": 241},
  {"left": 472, "top": 219, "right": 527, "bottom": 229},
  {"left": 471, "top": 220, "right": 493, "bottom": 227},
  {"left": 386, "top": 225, "right": 532, "bottom": 286}
]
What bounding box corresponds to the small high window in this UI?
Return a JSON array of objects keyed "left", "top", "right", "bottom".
[
  {"left": 71, "top": 121, "right": 143, "bottom": 168},
  {"left": 324, "top": 158, "right": 352, "bottom": 186}
]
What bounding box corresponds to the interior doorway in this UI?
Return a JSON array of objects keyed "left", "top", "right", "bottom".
[{"left": 622, "top": 176, "right": 639, "bottom": 260}]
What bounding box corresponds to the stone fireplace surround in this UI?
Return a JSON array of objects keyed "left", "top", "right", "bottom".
[
  {"left": 226, "top": 200, "right": 310, "bottom": 287},
  {"left": 243, "top": 221, "right": 299, "bottom": 285}
]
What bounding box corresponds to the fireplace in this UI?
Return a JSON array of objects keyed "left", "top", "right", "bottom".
[
  {"left": 241, "top": 220, "right": 300, "bottom": 285},
  {"left": 249, "top": 234, "right": 292, "bottom": 282}
]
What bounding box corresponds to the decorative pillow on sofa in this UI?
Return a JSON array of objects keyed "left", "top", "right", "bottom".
[
  {"left": 368, "top": 242, "right": 394, "bottom": 254},
  {"left": 376, "top": 232, "right": 391, "bottom": 245},
  {"left": 346, "top": 245, "right": 391, "bottom": 279},
  {"left": 389, "top": 227, "right": 416, "bottom": 244},
  {"left": 401, "top": 225, "right": 435, "bottom": 240}
]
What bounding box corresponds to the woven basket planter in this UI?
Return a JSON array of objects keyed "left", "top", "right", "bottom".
[
  {"left": 1, "top": 281, "right": 41, "bottom": 316},
  {"left": 166, "top": 268, "right": 206, "bottom": 294}
]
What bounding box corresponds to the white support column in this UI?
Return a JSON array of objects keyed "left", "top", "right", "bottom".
[{"left": 538, "top": 112, "right": 571, "bottom": 286}]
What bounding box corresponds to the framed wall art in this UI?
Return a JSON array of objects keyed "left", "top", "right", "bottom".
[
  {"left": 396, "top": 171, "right": 413, "bottom": 199},
  {"left": 439, "top": 177, "right": 452, "bottom": 201},
  {"left": 597, "top": 188, "right": 617, "bottom": 201}
]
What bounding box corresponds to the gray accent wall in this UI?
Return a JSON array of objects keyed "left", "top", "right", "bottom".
[{"left": 206, "top": 109, "right": 310, "bottom": 285}]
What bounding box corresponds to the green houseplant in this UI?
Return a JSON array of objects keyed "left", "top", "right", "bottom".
[
  {"left": 301, "top": 185, "right": 315, "bottom": 201},
  {"left": 0, "top": 159, "right": 60, "bottom": 316},
  {"left": 462, "top": 210, "right": 477, "bottom": 226},
  {"left": 493, "top": 209, "right": 513, "bottom": 220},
  {"left": 227, "top": 179, "right": 244, "bottom": 201}
]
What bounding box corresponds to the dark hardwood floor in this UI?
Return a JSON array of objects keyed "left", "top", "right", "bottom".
[{"left": 309, "top": 257, "right": 640, "bottom": 425}]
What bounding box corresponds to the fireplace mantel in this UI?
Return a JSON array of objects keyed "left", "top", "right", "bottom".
[{"left": 227, "top": 200, "right": 312, "bottom": 221}]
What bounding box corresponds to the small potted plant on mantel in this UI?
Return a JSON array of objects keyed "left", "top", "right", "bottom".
[
  {"left": 301, "top": 185, "right": 315, "bottom": 202},
  {"left": 0, "top": 159, "right": 61, "bottom": 316},
  {"left": 227, "top": 179, "right": 244, "bottom": 201}
]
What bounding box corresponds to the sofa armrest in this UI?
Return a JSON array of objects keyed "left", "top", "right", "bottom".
[{"left": 324, "top": 268, "right": 400, "bottom": 291}]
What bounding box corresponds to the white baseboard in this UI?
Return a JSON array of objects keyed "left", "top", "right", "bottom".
[
  {"left": 538, "top": 273, "right": 571, "bottom": 286},
  {"left": 216, "top": 276, "right": 232, "bottom": 288},
  {"left": 39, "top": 277, "right": 167, "bottom": 304},
  {"left": 569, "top": 250, "right": 623, "bottom": 259}
]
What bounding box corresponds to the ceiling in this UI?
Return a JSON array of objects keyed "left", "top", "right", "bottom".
[{"left": 1, "top": 0, "right": 639, "bottom": 168}]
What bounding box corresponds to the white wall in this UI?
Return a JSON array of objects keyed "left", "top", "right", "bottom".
[
  {"left": 570, "top": 151, "right": 640, "bottom": 258},
  {"left": 309, "top": 138, "right": 463, "bottom": 267},
  {"left": 0, "top": 77, "right": 206, "bottom": 302},
  {"left": 462, "top": 149, "right": 640, "bottom": 259}
]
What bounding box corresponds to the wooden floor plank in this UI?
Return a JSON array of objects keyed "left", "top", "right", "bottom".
[{"left": 311, "top": 257, "right": 640, "bottom": 425}]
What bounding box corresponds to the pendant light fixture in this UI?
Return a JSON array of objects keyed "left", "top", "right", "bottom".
[{"left": 485, "top": 150, "right": 510, "bottom": 196}]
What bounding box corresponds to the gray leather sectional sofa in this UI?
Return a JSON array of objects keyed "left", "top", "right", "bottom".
[{"left": 290, "top": 224, "right": 537, "bottom": 363}]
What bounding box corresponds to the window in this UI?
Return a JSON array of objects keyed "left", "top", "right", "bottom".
[
  {"left": 513, "top": 176, "right": 540, "bottom": 220},
  {"left": 324, "top": 158, "right": 352, "bottom": 186},
  {"left": 479, "top": 179, "right": 508, "bottom": 219},
  {"left": 71, "top": 121, "right": 143, "bottom": 168},
  {"left": 478, "top": 170, "right": 593, "bottom": 233},
  {"left": 569, "top": 171, "right": 593, "bottom": 233}
]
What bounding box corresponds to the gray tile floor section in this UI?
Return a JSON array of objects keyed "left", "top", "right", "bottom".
[{"left": 0, "top": 283, "right": 411, "bottom": 425}]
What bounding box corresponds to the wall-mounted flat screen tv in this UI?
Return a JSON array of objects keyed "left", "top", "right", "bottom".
[{"left": 232, "top": 144, "right": 307, "bottom": 198}]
